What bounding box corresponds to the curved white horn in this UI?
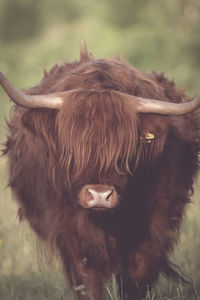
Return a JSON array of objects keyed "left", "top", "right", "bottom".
[
  {"left": 0, "top": 72, "right": 63, "bottom": 109},
  {"left": 1, "top": 71, "right": 200, "bottom": 114},
  {"left": 115, "top": 91, "right": 200, "bottom": 115}
]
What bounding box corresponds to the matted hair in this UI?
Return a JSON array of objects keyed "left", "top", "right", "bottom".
[
  {"left": 56, "top": 89, "right": 139, "bottom": 185},
  {"left": 25, "top": 45, "right": 181, "bottom": 189},
  {"left": 4, "top": 45, "right": 200, "bottom": 300}
]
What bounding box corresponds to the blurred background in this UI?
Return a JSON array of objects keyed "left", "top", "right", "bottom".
[{"left": 0, "top": 0, "right": 200, "bottom": 299}]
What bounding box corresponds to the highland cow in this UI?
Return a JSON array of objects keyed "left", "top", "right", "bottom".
[{"left": 1, "top": 46, "right": 200, "bottom": 300}]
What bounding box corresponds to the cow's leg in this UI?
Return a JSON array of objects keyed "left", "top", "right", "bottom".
[
  {"left": 59, "top": 251, "right": 104, "bottom": 300},
  {"left": 71, "top": 267, "right": 104, "bottom": 300},
  {"left": 66, "top": 263, "right": 104, "bottom": 300},
  {"left": 117, "top": 273, "right": 151, "bottom": 300},
  {"left": 117, "top": 248, "right": 160, "bottom": 300}
]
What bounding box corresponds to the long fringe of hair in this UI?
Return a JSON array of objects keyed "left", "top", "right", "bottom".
[{"left": 56, "top": 89, "right": 139, "bottom": 186}]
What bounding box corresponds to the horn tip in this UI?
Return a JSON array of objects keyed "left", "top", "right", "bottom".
[
  {"left": 0, "top": 71, "right": 5, "bottom": 82},
  {"left": 0, "top": 72, "right": 9, "bottom": 86}
]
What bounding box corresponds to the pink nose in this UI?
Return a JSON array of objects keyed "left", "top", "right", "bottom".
[
  {"left": 78, "top": 184, "right": 119, "bottom": 209},
  {"left": 87, "top": 188, "right": 113, "bottom": 202}
]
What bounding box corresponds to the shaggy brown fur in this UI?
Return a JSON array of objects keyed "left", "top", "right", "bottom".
[{"left": 4, "top": 46, "right": 200, "bottom": 299}]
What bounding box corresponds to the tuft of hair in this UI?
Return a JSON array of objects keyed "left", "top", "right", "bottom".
[
  {"left": 162, "top": 259, "right": 190, "bottom": 284},
  {"left": 80, "top": 42, "right": 93, "bottom": 62}
]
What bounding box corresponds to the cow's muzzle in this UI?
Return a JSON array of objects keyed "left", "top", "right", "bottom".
[{"left": 78, "top": 184, "right": 119, "bottom": 210}]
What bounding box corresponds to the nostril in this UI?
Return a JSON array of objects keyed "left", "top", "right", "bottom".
[
  {"left": 87, "top": 189, "right": 95, "bottom": 201},
  {"left": 106, "top": 190, "right": 113, "bottom": 201}
]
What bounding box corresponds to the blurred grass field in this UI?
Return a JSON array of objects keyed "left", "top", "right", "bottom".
[{"left": 0, "top": 0, "right": 200, "bottom": 299}]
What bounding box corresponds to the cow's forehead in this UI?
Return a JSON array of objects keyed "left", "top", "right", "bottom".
[{"left": 66, "top": 58, "right": 142, "bottom": 81}]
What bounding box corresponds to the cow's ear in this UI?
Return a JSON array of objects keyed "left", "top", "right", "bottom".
[
  {"left": 21, "top": 110, "right": 37, "bottom": 134},
  {"left": 172, "top": 114, "right": 200, "bottom": 145},
  {"left": 139, "top": 114, "right": 169, "bottom": 140},
  {"left": 21, "top": 109, "right": 57, "bottom": 137},
  {"left": 138, "top": 114, "right": 171, "bottom": 163}
]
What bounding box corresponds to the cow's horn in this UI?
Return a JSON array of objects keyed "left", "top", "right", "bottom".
[
  {"left": 0, "top": 72, "right": 63, "bottom": 109},
  {"left": 1, "top": 72, "right": 200, "bottom": 114},
  {"left": 115, "top": 91, "right": 200, "bottom": 115}
]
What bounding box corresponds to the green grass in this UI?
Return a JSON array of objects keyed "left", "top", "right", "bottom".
[
  {"left": 0, "top": 272, "right": 67, "bottom": 300},
  {"left": 0, "top": 272, "right": 199, "bottom": 299}
]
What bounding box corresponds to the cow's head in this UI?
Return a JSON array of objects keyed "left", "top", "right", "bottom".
[{"left": 1, "top": 47, "right": 200, "bottom": 211}]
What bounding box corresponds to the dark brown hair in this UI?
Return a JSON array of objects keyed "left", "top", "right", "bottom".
[{"left": 4, "top": 46, "right": 200, "bottom": 299}]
